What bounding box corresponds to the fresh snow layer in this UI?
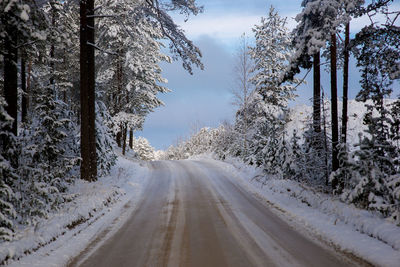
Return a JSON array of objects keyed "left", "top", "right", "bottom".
[
  {"left": 191, "top": 154, "right": 400, "bottom": 267},
  {"left": 286, "top": 99, "right": 397, "bottom": 146},
  {"left": 0, "top": 156, "right": 150, "bottom": 267}
]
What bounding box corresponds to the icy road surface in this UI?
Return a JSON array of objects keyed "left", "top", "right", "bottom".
[{"left": 70, "top": 160, "right": 359, "bottom": 267}]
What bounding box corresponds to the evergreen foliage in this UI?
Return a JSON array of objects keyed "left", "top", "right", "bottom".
[
  {"left": 96, "top": 99, "right": 117, "bottom": 177},
  {"left": 18, "top": 85, "right": 79, "bottom": 220},
  {"left": 132, "top": 137, "right": 155, "bottom": 161},
  {"left": 0, "top": 97, "right": 17, "bottom": 241},
  {"left": 237, "top": 6, "right": 297, "bottom": 177},
  {"left": 165, "top": 2, "right": 400, "bottom": 223},
  {"left": 0, "top": 0, "right": 202, "bottom": 240}
]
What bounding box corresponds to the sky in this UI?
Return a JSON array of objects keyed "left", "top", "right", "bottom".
[{"left": 138, "top": 0, "right": 400, "bottom": 150}]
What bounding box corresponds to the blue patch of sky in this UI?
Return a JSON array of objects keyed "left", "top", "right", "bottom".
[{"left": 137, "top": 0, "right": 400, "bottom": 150}]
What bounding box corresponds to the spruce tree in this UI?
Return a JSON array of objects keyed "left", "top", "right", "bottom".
[
  {"left": 19, "top": 84, "right": 79, "bottom": 219},
  {"left": 243, "top": 6, "right": 297, "bottom": 174},
  {"left": 0, "top": 97, "right": 17, "bottom": 241}
]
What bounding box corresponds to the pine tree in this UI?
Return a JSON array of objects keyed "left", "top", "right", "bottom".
[
  {"left": 133, "top": 137, "right": 155, "bottom": 161},
  {"left": 287, "top": 130, "right": 303, "bottom": 181},
  {"left": 330, "top": 31, "right": 339, "bottom": 178},
  {"left": 389, "top": 99, "right": 400, "bottom": 173},
  {"left": 0, "top": 96, "right": 17, "bottom": 241},
  {"left": 289, "top": 0, "right": 366, "bottom": 188},
  {"left": 95, "top": 99, "right": 117, "bottom": 177},
  {"left": 332, "top": 1, "right": 400, "bottom": 217},
  {"left": 341, "top": 22, "right": 350, "bottom": 144},
  {"left": 19, "top": 85, "right": 79, "bottom": 219},
  {"left": 353, "top": 17, "right": 399, "bottom": 178},
  {"left": 338, "top": 134, "right": 396, "bottom": 217},
  {"left": 245, "top": 6, "right": 297, "bottom": 175},
  {"left": 79, "top": 0, "right": 97, "bottom": 182}
]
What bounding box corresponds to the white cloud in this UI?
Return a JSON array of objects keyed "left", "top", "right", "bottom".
[
  {"left": 178, "top": 13, "right": 260, "bottom": 39},
  {"left": 177, "top": 11, "right": 298, "bottom": 46}
]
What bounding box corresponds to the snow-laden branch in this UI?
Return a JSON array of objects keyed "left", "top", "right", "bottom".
[{"left": 87, "top": 42, "right": 118, "bottom": 56}]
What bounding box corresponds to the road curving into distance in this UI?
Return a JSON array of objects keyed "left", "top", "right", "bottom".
[{"left": 70, "top": 160, "right": 365, "bottom": 267}]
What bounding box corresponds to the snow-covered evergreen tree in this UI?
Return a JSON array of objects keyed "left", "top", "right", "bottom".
[
  {"left": 0, "top": 97, "right": 17, "bottom": 241},
  {"left": 19, "top": 85, "right": 79, "bottom": 220},
  {"left": 336, "top": 134, "right": 398, "bottom": 219},
  {"left": 332, "top": 8, "right": 400, "bottom": 217},
  {"left": 95, "top": 0, "right": 171, "bottom": 149},
  {"left": 240, "top": 6, "right": 297, "bottom": 175},
  {"left": 250, "top": 6, "right": 297, "bottom": 108},
  {"left": 389, "top": 99, "right": 400, "bottom": 173},
  {"left": 133, "top": 137, "right": 155, "bottom": 161},
  {"left": 301, "top": 123, "right": 331, "bottom": 186},
  {"left": 287, "top": 130, "right": 303, "bottom": 181},
  {"left": 96, "top": 99, "right": 117, "bottom": 177}
]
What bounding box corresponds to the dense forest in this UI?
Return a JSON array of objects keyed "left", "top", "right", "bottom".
[
  {"left": 163, "top": 1, "right": 400, "bottom": 224},
  {"left": 1, "top": 0, "right": 400, "bottom": 246},
  {"left": 0, "top": 0, "right": 203, "bottom": 241}
]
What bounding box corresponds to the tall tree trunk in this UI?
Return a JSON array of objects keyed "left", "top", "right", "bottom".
[
  {"left": 26, "top": 58, "right": 31, "bottom": 112},
  {"left": 50, "top": 43, "right": 55, "bottom": 86},
  {"left": 80, "top": 0, "right": 89, "bottom": 181},
  {"left": 116, "top": 130, "right": 122, "bottom": 147},
  {"left": 4, "top": 26, "right": 18, "bottom": 136},
  {"left": 63, "top": 52, "right": 67, "bottom": 103},
  {"left": 330, "top": 33, "right": 339, "bottom": 188},
  {"left": 313, "top": 51, "right": 321, "bottom": 133},
  {"left": 50, "top": 4, "right": 55, "bottom": 88},
  {"left": 87, "top": 0, "right": 97, "bottom": 181},
  {"left": 129, "top": 128, "right": 133, "bottom": 149},
  {"left": 80, "top": 0, "right": 97, "bottom": 181},
  {"left": 21, "top": 53, "right": 27, "bottom": 123},
  {"left": 117, "top": 52, "right": 123, "bottom": 112},
  {"left": 322, "top": 91, "right": 329, "bottom": 186},
  {"left": 341, "top": 23, "right": 350, "bottom": 144},
  {"left": 122, "top": 125, "right": 127, "bottom": 156}
]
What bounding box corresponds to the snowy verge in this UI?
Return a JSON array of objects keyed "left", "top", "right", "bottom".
[
  {"left": 190, "top": 153, "right": 400, "bottom": 267},
  {"left": 0, "top": 156, "right": 150, "bottom": 266}
]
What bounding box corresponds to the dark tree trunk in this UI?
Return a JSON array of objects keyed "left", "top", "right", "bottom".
[
  {"left": 129, "top": 128, "right": 133, "bottom": 149},
  {"left": 330, "top": 33, "right": 339, "bottom": 188},
  {"left": 63, "top": 52, "right": 67, "bottom": 103},
  {"left": 116, "top": 127, "right": 122, "bottom": 147},
  {"left": 50, "top": 43, "right": 55, "bottom": 86},
  {"left": 116, "top": 52, "right": 123, "bottom": 113},
  {"left": 313, "top": 51, "right": 321, "bottom": 133},
  {"left": 80, "top": 0, "right": 89, "bottom": 181},
  {"left": 21, "top": 53, "right": 27, "bottom": 123},
  {"left": 87, "top": 0, "right": 97, "bottom": 181},
  {"left": 50, "top": 6, "right": 55, "bottom": 87},
  {"left": 4, "top": 27, "right": 18, "bottom": 136},
  {"left": 80, "top": 0, "right": 97, "bottom": 181},
  {"left": 26, "top": 58, "right": 31, "bottom": 112},
  {"left": 341, "top": 23, "right": 350, "bottom": 144},
  {"left": 322, "top": 91, "right": 329, "bottom": 186},
  {"left": 63, "top": 90, "right": 67, "bottom": 103},
  {"left": 122, "top": 125, "right": 127, "bottom": 156}
]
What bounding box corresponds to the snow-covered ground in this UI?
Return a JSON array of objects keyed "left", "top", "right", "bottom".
[
  {"left": 0, "top": 155, "right": 150, "bottom": 267},
  {"left": 191, "top": 154, "right": 400, "bottom": 267},
  {"left": 3, "top": 152, "right": 400, "bottom": 266},
  {"left": 286, "top": 99, "right": 397, "bottom": 146}
]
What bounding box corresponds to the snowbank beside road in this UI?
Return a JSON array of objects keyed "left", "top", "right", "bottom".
[
  {"left": 192, "top": 155, "right": 400, "bottom": 267},
  {"left": 0, "top": 156, "right": 150, "bottom": 266}
]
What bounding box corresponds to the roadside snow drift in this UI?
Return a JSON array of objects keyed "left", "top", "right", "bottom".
[
  {"left": 193, "top": 155, "right": 400, "bottom": 267},
  {"left": 0, "top": 157, "right": 149, "bottom": 267}
]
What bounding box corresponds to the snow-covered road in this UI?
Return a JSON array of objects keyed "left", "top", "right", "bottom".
[{"left": 70, "top": 160, "right": 360, "bottom": 267}]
